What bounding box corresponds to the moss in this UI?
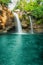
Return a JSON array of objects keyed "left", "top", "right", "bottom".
[{"left": 36, "top": 19, "right": 43, "bottom": 25}]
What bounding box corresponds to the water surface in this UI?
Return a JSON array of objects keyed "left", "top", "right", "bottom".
[{"left": 0, "top": 34, "right": 43, "bottom": 65}]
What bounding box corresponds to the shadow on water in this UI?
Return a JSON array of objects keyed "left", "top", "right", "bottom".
[{"left": 0, "top": 33, "right": 43, "bottom": 65}]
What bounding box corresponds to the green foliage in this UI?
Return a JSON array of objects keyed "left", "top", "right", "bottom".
[
  {"left": 36, "top": 19, "right": 43, "bottom": 24},
  {"left": 15, "top": 0, "right": 27, "bottom": 11},
  {"left": 15, "top": 0, "right": 38, "bottom": 11},
  {"left": 0, "top": 0, "right": 11, "bottom": 5},
  {"left": 35, "top": 0, "right": 42, "bottom": 4},
  {"left": 32, "top": 5, "right": 43, "bottom": 19},
  {"left": 23, "top": 2, "right": 34, "bottom": 11}
]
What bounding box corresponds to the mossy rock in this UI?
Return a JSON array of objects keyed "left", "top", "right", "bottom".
[{"left": 36, "top": 19, "right": 43, "bottom": 25}]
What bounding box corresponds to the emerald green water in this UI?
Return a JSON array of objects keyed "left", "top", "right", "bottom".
[{"left": 0, "top": 34, "right": 43, "bottom": 65}]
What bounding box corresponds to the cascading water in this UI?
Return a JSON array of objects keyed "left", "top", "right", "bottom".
[
  {"left": 29, "top": 16, "right": 33, "bottom": 34},
  {"left": 8, "top": 0, "right": 22, "bottom": 33},
  {"left": 13, "top": 13, "right": 22, "bottom": 33},
  {"left": 8, "top": 0, "right": 18, "bottom": 11}
]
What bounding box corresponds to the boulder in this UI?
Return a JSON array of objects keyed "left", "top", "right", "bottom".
[{"left": 21, "top": 21, "right": 28, "bottom": 28}]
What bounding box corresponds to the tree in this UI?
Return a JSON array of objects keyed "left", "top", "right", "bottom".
[
  {"left": 0, "top": 0, "right": 11, "bottom": 5},
  {"left": 15, "top": 0, "right": 43, "bottom": 19},
  {"left": 15, "top": 0, "right": 27, "bottom": 11},
  {"left": 34, "top": 0, "right": 43, "bottom": 5}
]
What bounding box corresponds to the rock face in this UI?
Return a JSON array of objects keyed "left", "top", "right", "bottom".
[
  {"left": 0, "top": 4, "right": 15, "bottom": 33},
  {"left": 15, "top": 10, "right": 43, "bottom": 33},
  {"left": 0, "top": 5, "right": 43, "bottom": 33}
]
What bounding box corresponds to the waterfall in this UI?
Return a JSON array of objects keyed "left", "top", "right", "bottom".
[
  {"left": 8, "top": 0, "right": 22, "bottom": 33},
  {"left": 8, "top": 0, "right": 18, "bottom": 11},
  {"left": 29, "top": 16, "right": 33, "bottom": 34},
  {"left": 13, "top": 13, "right": 22, "bottom": 33}
]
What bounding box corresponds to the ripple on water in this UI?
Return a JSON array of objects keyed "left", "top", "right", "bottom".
[{"left": 0, "top": 33, "right": 43, "bottom": 65}]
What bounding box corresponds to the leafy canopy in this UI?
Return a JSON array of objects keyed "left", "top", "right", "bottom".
[
  {"left": 0, "top": 0, "right": 11, "bottom": 5},
  {"left": 15, "top": 0, "right": 43, "bottom": 19}
]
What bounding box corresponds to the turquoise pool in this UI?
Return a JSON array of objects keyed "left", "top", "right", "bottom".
[{"left": 0, "top": 34, "right": 43, "bottom": 65}]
